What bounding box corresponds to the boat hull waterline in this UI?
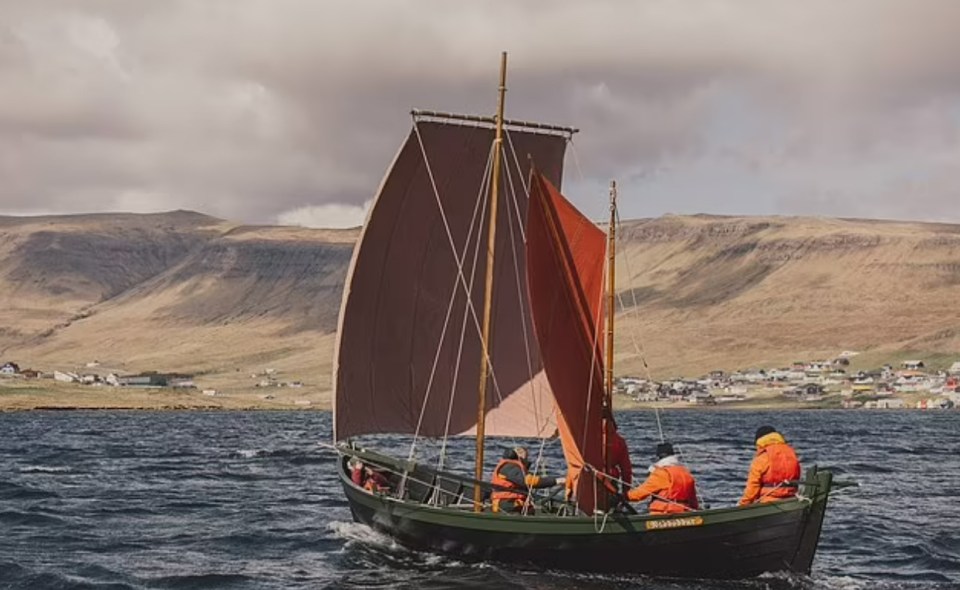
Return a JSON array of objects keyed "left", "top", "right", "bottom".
[{"left": 338, "top": 453, "right": 833, "bottom": 579}]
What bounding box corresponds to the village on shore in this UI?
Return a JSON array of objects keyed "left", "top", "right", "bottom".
[
  {"left": 3, "top": 351, "right": 960, "bottom": 411},
  {"left": 0, "top": 359, "right": 318, "bottom": 410},
  {"left": 616, "top": 352, "right": 960, "bottom": 410}
]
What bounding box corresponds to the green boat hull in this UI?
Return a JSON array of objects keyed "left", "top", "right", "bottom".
[{"left": 337, "top": 449, "right": 833, "bottom": 579}]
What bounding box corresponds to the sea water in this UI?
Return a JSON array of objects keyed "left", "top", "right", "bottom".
[{"left": 0, "top": 410, "right": 957, "bottom": 589}]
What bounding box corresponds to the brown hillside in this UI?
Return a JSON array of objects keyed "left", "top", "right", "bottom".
[
  {"left": 0, "top": 211, "right": 227, "bottom": 341},
  {"left": 2, "top": 211, "right": 959, "bottom": 406},
  {"left": 611, "top": 215, "right": 960, "bottom": 377}
]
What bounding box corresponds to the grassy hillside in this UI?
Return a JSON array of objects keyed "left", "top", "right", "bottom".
[
  {"left": 0, "top": 212, "right": 356, "bottom": 404},
  {"left": 609, "top": 215, "right": 960, "bottom": 378},
  {"left": 2, "top": 211, "right": 959, "bottom": 407}
]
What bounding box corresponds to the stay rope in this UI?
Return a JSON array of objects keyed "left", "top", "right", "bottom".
[
  {"left": 565, "top": 140, "right": 607, "bottom": 459},
  {"left": 611, "top": 210, "right": 709, "bottom": 502},
  {"left": 436, "top": 147, "right": 495, "bottom": 470},
  {"left": 407, "top": 120, "right": 494, "bottom": 463},
  {"left": 407, "top": 121, "right": 560, "bottom": 473}
]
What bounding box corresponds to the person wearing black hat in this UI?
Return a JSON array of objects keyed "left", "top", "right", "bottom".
[
  {"left": 624, "top": 441, "right": 699, "bottom": 514},
  {"left": 490, "top": 446, "right": 565, "bottom": 513},
  {"left": 738, "top": 425, "right": 801, "bottom": 505}
]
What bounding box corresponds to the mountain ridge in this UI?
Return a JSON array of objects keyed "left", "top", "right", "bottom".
[{"left": 2, "top": 210, "right": 958, "bottom": 403}]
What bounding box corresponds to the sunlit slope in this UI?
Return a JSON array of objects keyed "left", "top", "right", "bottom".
[
  {"left": 0, "top": 212, "right": 356, "bottom": 400},
  {"left": 611, "top": 215, "right": 960, "bottom": 377},
  {"left": 0, "top": 211, "right": 225, "bottom": 340},
  {"left": 2, "top": 211, "right": 959, "bottom": 405}
]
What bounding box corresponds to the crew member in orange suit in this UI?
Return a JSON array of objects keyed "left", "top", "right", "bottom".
[
  {"left": 490, "top": 446, "right": 565, "bottom": 513},
  {"left": 626, "top": 442, "right": 699, "bottom": 514},
  {"left": 738, "top": 425, "right": 801, "bottom": 505}
]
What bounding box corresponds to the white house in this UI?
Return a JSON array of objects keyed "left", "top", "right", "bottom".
[
  {"left": 876, "top": 398, "right": 906, "bottom": 409},
  {"left": 53, "top": 371, "right": 79, "bottom": 383}
]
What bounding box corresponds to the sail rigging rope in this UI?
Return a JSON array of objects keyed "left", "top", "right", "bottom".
[
  {"left": 563, "top": 138, "right": 615, "bottom": 513},
  {"left": 407, "top": 120, "right": 494, "bottom": 462},
  {"left": 612, "top": 209, "right": 667, "bottom": 444},
  {"left": 407, "top": 121, "right": 555, "bottom": 473},
  {"left": 578, "top": 256, "right": 605, "bottom": 451},
  {"left": 497, "top": 134, "right": 557, "bottom": 485},
  {"left": 563, "top": 139, "right": 607, "bottom": 457},
  {"left": 436, "top": 148, "right": 494, "bottom": 470},
  {"left": 503, "top": 128, "right": 591, "bottom": 483},
  {"left": 415, "top": 139, "right": 544, "bottom": 469},
  {"left": 499, "top": 130, "right": 560, "bottom": 489},
  {"left": 475, "top": 137, "right": 561, "bottom": 429},
  {"left": 405, "top": 124, "right": 612, "bottom": 495},
  {"left": 502, "top": 129, "right": 531, "bottom": 243},
  {"left": 611, "top": 211, "right": 710, "bottom": 503},
  {"left": 496, "top": 136, "right": 543, "bottom": 429}
]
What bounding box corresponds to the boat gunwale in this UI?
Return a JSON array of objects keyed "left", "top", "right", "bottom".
[{"left": 337, "top": 446, "right": 830, "bottom": 532}]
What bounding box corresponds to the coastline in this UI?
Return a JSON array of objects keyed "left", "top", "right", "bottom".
[
  {"left": 2, "top": 380, "right": 935, "bottom": 412},
  {"left": 0, "top": 379, "right": 331, "bottom": 412}
]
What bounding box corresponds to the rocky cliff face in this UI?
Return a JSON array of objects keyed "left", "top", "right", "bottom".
[
  {"left": 1, "top": 211, "right": 958, "bottom": 390},
  {"left": 123, "top": 236, "right": 353, "bottom": 333}
]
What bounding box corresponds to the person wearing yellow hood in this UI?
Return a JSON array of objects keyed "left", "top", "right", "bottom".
[{"left": 738, "top": 425, "right": 801, "bottom": 505}]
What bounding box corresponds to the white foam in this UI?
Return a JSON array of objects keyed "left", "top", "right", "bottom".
[
  {"left": 327, "top": 520, "right": 405, "bottom": 554},
  {"left": 235, "top": 449, "right": 260, "bottom": 458},
  {"left": 811, "top": 575, "right": 871, "bottom": 590},
  {"left": 326, "top": 521, "right": 501, "bottom": 570}
]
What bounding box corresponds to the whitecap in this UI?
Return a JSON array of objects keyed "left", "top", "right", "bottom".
[
  {"left": 810, "top": 575, "right": 870, "bottom": 590},
  {"left": 327, "top": 520, "right": 401, "bottom": 551}
]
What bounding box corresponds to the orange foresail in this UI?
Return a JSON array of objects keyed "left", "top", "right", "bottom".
[{"left": 525, "top": 172, "right": 607, "bottom": 514}]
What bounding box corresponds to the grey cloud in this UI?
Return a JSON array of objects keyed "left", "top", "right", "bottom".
[{"left": 1, "top": 0, "right": 959, "bottom": 224}]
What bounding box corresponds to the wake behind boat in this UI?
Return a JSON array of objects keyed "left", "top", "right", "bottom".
[{"left": 331, "top": 52, "right": 837, "bottom": 579}]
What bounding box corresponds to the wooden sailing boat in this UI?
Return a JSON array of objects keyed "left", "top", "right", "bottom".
[{"left": 332, "top": 53, "right": 834, "bottom": 579}]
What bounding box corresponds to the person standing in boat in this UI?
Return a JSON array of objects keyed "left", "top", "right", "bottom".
[
  {"left": 738, "top": 425, "right": 801, "bottom": 505},
  {"left": 490, "top": 447, "right": 565, "bottom": 514},
  {"left": 624, "top": 442, "right": 699, "bottom": 514}
]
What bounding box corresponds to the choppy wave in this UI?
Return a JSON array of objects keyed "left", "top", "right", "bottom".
[
  {"left": 19, "top": 464, "right": 72, "bottom": 473},
  {"left": 0, "top": 410, "right": 956, "bottom": 590}
]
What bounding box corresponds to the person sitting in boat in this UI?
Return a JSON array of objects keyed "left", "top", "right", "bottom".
[
  {"left": 490, "top": 446, "right": 565, "bottom": 514},
  {"left": 605, "top": 413, "right": 633, "bottom": 493},
  {"left": 738, "top": 425, "right": 801, "bottom": 505},
  {"left": 624, "top": 442, "right": 699, "bottom": 514},
  {"left": 349, "top": 457, "right": 390, "bottom": 494}
]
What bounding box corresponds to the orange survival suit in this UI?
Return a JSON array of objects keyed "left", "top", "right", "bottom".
[
  {"left": 490, "top": 450, "right": 560, "bottom": 513},
  {"left": 738, "top": 430, "right": 801, "bottom": 505},
  {"left": 627, "top": 450, "right": 699, "bottom": 515}
]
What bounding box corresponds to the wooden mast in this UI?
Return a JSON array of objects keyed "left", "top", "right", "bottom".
[
  {"left": 602, "top": 180, "right": 617, "bottom": 473},
  {"left": 474, "top": 51, "right": 508, "bottom": 511},
  {"left": 605, "top": 180, "right": 617, "bottom": 404}
]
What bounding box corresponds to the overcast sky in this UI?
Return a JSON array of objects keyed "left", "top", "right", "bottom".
[{"left": 2, "top": 1, "right": 959, "bottom": 227}]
